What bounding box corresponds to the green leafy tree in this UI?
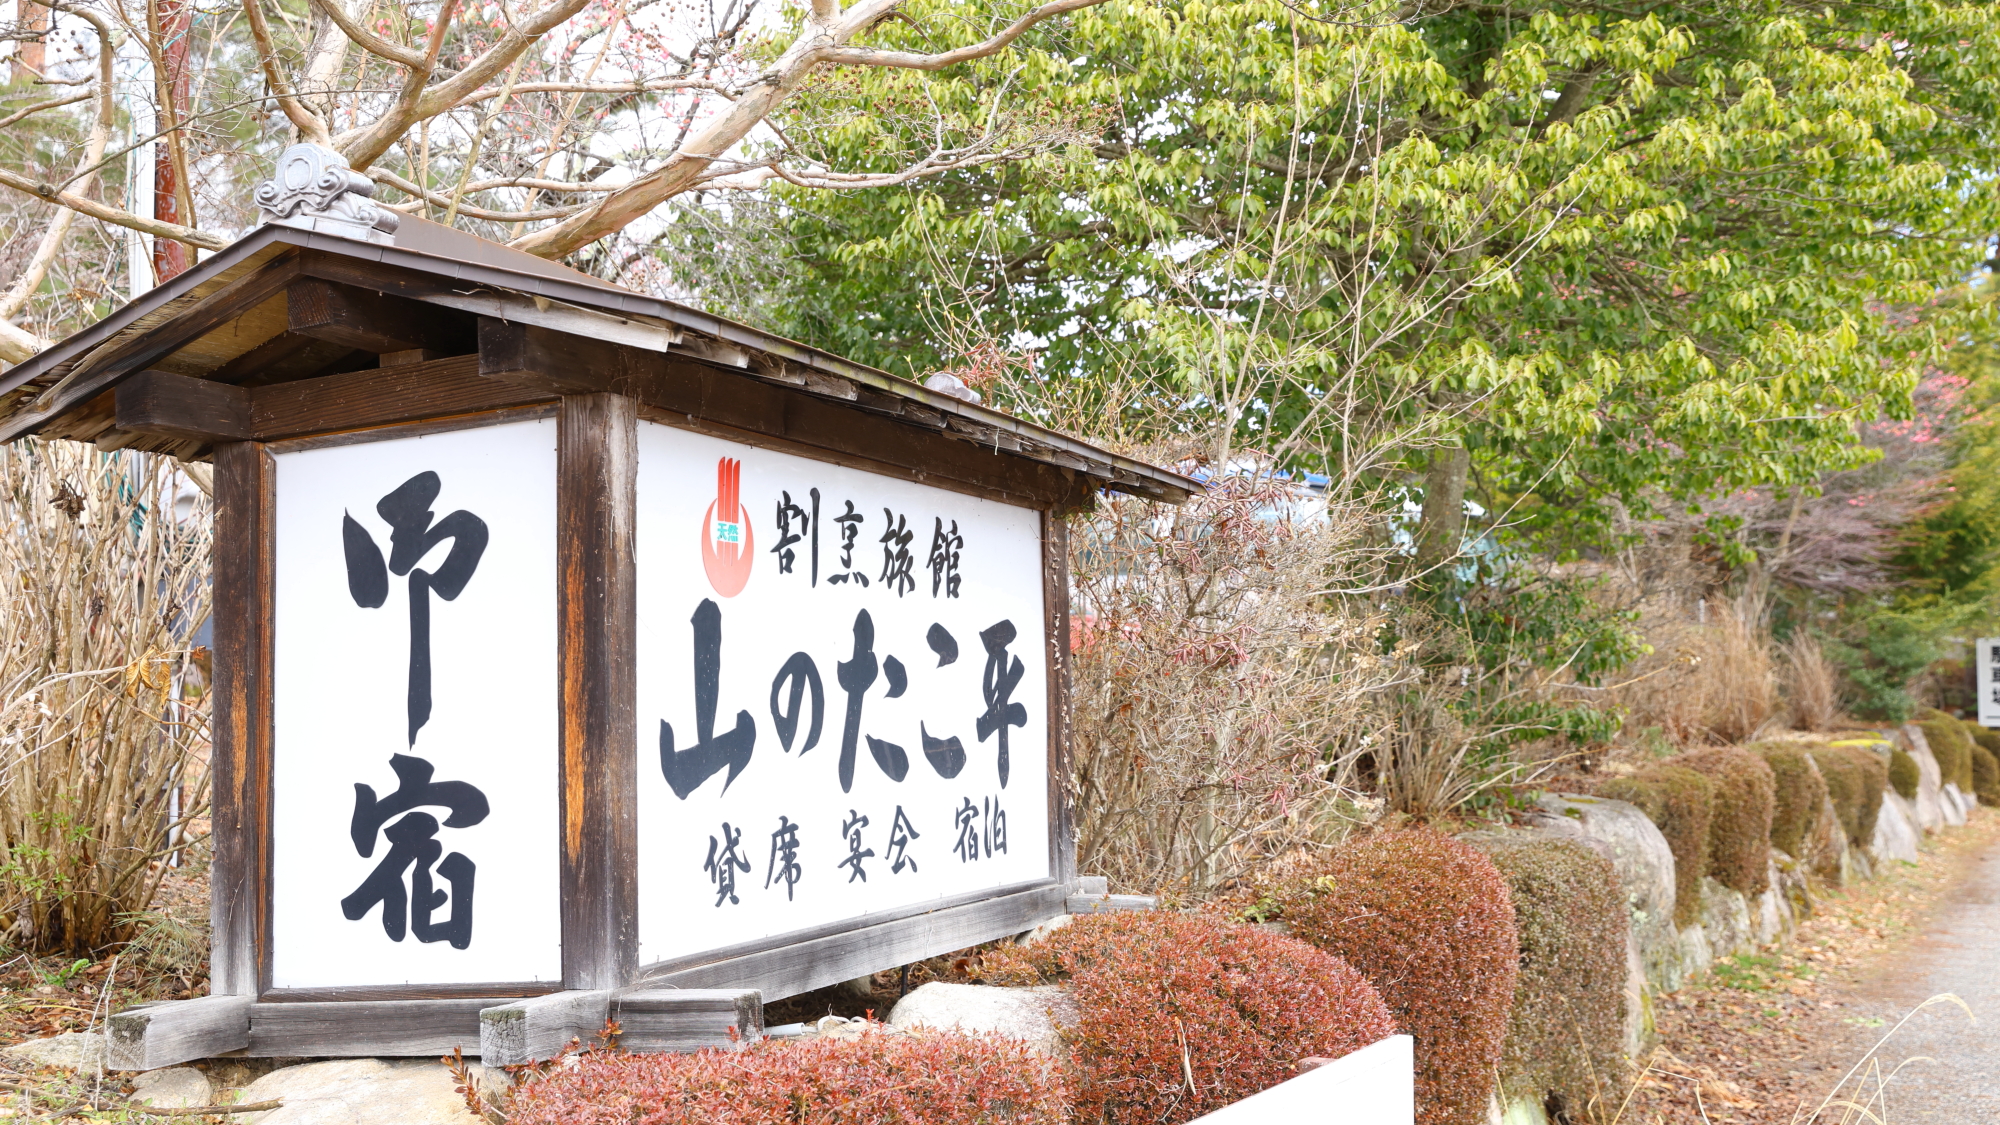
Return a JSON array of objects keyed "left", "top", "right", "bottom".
[{"left": 721, "top": 0, "right": 2000, "bottom": 553}]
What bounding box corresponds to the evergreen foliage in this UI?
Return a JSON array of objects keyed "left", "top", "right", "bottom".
[{"left": 1671, "top": 749, "right": 1776, "bottom": 896}]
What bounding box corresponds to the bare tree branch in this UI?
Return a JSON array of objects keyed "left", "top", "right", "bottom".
[
  {"left": 0, "top": 167, "right": 230, "bottom": 251},
  {"left": 304, "top": 0, "right": 424, "bottom": 67},
  {"left": 0, "top": 90, "right": 94, "bottom": 132},
  {"left": 509, "top": 0, "right": 1110, "bottom": 258},
  {"left": 242, "top": 0, "right": 333, "bottom": 145}
]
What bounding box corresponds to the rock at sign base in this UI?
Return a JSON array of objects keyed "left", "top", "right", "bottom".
[
  {"left": 236, "top": 1058, "right": 495, "bottom": 1125},
  {"left": 2, "top": 1031, "right": 105, "bottom": 1073},
  {"left": 131, "top": 1066, "right": 216, "bottom": 1109},
  {"left": 887, "top": 982, "right": 1076, "bottom": 1055}
]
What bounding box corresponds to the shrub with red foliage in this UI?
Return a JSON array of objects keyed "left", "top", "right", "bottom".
[
  {"left": 503, "top": 1029, "right": 1065, "bottom": 1125},
  {"left": 1272, "top": 828, "right": 1519, "bottom": 1125},
  {"left": 981, "top": 910, "right": 1395, "bottom": 1125}
]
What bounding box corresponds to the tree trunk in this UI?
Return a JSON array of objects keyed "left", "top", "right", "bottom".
[{"left": 1414, "top": 445, "right": 1469, "bottom": 574}]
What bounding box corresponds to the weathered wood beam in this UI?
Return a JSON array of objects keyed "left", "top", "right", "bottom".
[
  {"left": 249, "top": 354, "right": 552, "bottom": 440},
  {"left": 479, "top": 320, "right": 1094, "bottom": 510},
  {"left": 478, "top": 990, "right": 611, "bottom": 1066},
  {"left": 558, "top": 394, "right": 639, "bottom": 990},
  {"left": 641, "top": 883, "right": 1069, "bottom": 1001},
  {"left": 247, "top": 998, "right": 496, "bottom": 1057},
  {"left": 614, "top": 989, "right": 761, "bottom": 1053},
  {"left": 287, "top": 277, "right": 474, "bottom": 355},
  {"left": 211, "top": 442, "right": 275, "bottom": 997},
  {"left": 107, "top": 996, "right": 253, "bottom": 1070},
  {"left": 0, "top": 255, "right": 301, "bottom": 443},
  {"left": 115, "top": 371, "right": 252, "bottom": 443},
  {"left": 1065, "top": 894, "right": 1158, "bottom": 914}
]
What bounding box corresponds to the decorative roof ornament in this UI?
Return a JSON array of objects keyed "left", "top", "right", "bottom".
[{"left": 254, "top": 143, "right": 399, "bottom": 245}]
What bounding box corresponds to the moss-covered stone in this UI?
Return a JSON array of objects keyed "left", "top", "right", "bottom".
[
  {"left": 1971, "top": 743, "right": 2000, "bottom": 808},
  {"left": 1670, "top": 748, "right": 1775, "bottom": 896},
  {"left": 1917, "top": 710, "right": 1974, "bottom": 792},
  {"left": 1598, "top": 764, "right": 1714, "bottom": 927},
  {"left": 1753, "top": 743, "right": 1827, "bottom": 860},
  {"left": 1888, "top": 746, "right": 1920, "bottom": 801},
  {"left": 1474, "top": 835, "right": 1628, "bottom": 1125},
  {"left": 1809, "top": 744, "right": 1887, "bottom": 848}
]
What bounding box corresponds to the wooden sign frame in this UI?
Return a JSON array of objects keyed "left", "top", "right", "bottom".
[{"left": 0, "top": 215, "right": 1185, "bottom": 1065}]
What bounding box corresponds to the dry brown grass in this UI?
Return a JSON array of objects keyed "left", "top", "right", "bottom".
[
  {"left": 1611, "top": 601, "right": 1779, "bottom": 748},
  {"left": 1782, "top": 633, "right": 1841, "bottom": 733},
  {"left": 0, "top": 441, "right": 211, "bottom": 954},
  {"left": 1067, "top": 466, "right": 1406, "bottom": 898}
]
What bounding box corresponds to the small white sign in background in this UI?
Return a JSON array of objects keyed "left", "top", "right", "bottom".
[
  {"left": 635, "top": 423, "right": 1050, "bottom": 967},
  {"left": 271, "top": 419, "right": 563, "bottom": 988},
  {"left": 1979, "top": 637, "right": 2000, "bottom": 729}
]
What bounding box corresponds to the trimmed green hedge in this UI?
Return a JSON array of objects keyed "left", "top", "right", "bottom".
[
  {"left": 1753, "top": 743, "right": 1827, "bottom": 860},
  {"left": 1474, "top": 835, "right": 1627, "bottom": 1124},
  {"left": 1888, "top": 746, "right": 1920, "bottom": 800},
  {"left": 1918, "top": 711, "right": 1974, "bottom": 792},
  {"left": 1598, "top": 764, "right": 1714, "bottom": 927},
  {"left": 1972, "top": 743, "right": 2000, "bottom": 808},
  {"left": 1809, "top": 745, "right": 1886, "bottom": 848},
  {"left": 1671, "top": 748, "right": 1775, "bottom": 896}
]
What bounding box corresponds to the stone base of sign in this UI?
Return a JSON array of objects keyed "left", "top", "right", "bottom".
[
  {"left": 235, "top": 1058, "right": 493, "bottom": 1125},
  {"left": 886, "top": 982, "right": 1075, "bottom": 1054},
  {"left": 2, "top": 1030, "right": 106, "bottom": 1073},
  {"left": 108, "top": 995, "right": 251, "bottom": 1070},
  {"left": 130, "top": 1066, "right": 217, "bottom": 1109}
]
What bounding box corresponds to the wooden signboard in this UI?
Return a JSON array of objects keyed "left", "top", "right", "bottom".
[{"left": 0, "top": 143, "right": 1193, "bottom": 1067}]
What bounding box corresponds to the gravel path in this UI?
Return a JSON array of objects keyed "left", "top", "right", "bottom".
[{"left": 1848, "top": 841, "right": 2000, "bottom": 1122}]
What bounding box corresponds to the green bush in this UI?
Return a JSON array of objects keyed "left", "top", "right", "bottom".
[
  {"left": 1274, "top": 829, "right": 1518, "bottom": 1125},
  {"left": 1809, "top": 745, "right": 1886, "bottom": 848},
  {"left": 1917, "top": 711, "right": 1974, "bottom": 791},
  {"left": 1888, "top": 747, "right": 1920, "bottom": 800},
  {"left": 1670, "top": 748, "right": 1775, "bottom": 896},
  {"left": 1753, "top": 743, "right": 1828, "bottom": 859},
  {"left": 1598, "top": 764, "right": 1714, "bottom": 927},
  {"left": 1972, "top": 743, "right": 2000, "bottom": 808},
  {"left": 1968, "top": 723, "right": 2000, "bottom": 760},
  {"left": 1473, "top": 835, "right": 1627, "bottom": 1123}
]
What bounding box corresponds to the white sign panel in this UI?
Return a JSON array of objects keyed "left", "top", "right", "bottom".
[
  {"left": 635, "top": 422, "right": 1050, "bottom": 966},
  {"left": 1979, "top": 637, "right": 2000, "bottom": 729},
  {"left": 271, "top": 419, "right": 562, "bottom": 988}
]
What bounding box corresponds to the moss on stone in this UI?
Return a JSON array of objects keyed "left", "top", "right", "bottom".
[
  {"left": 1917, "top": 710, "right": 1974, "bottom": 792},
  {"left": 1597, "top": 764, "right": 1714, "bottom": 927},
  {"left": 1810, "top": 744, "right": 1886, "bottom": 848},
  {"left": 1474, "top": 835, "right": 1628, "bottom": 1125},
  {"left": 1670, "top": 748, "right": 1775, "bottom": 896},
  {"left": 1753, "top": 742, "right": 1828, "bottom": 860},
  {"left": 1971, "top": 743, "right": 2000, "bottom": 808},
  {"left": 1887, "top": 746, "right": 1920, "bottom": 800}
]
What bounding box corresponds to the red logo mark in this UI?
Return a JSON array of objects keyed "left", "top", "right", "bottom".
[{"left": 700, "top": 457, "right": 754, "bottom": 597}]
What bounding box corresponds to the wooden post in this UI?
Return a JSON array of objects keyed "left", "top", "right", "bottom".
[
  {"left": 558, "top": 394, "right": 639, "bottom": 990},
  {"left": 210, "top": 442, "right": 274, "bottom": 997},
  {"left": 1043, "top": 510, "right": 1078, "bottom": 886}
]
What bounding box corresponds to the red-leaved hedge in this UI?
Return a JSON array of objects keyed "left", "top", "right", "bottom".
[
  {"left": 982, "top": 910, "right": 1395, "bottom": 1125},
  {"left": 503, "top": 1029, "right": 1065, "bottom": 1125},
  {"left": 1272, "top": 828, "right": 1518, "bottom": 1125}
]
